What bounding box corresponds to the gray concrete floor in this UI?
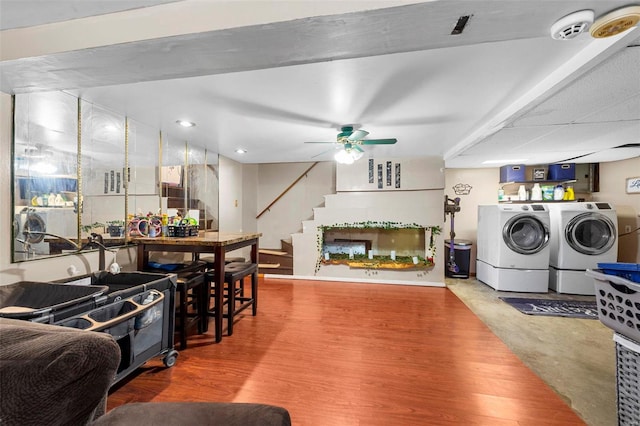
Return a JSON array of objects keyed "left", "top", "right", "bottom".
[{"left": 446, "top": 277, "right": 617, "bottom": 426}]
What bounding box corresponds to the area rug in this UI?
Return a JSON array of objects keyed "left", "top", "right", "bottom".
[{"left": 499, "top": 297, "right": 598, "bottom": 319}]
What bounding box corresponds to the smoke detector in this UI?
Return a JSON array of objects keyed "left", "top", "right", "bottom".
[
  {"left": 590, "top": 6, "right": 640, "bottom": 38},
  {"left": 550, "top": 10, "right": 594, "bottom": 40}
]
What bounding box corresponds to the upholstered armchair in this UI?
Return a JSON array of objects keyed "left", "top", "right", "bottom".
[{"left": 0, "top": 318, "right": 291, "bottom": 426}]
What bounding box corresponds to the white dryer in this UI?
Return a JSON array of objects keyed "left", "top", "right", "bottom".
[
  {"left": 548, "top": 202, "right": 618, "bottom": 295},
  {"left": 476, "top": 204, "right": 551, "bottom": 292}
]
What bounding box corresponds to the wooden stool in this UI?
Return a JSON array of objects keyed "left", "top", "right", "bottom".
[
  {"left": 223, "top": 262, "right": 258, "bottom": 336},
  {"left": 175, "top": 272, "right": 206, "bottom": 350}
]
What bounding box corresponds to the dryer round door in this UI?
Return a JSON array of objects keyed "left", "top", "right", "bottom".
[
  {"left": 565, "top": 212, "right": 616, "bottom": 255},
  {"left": 502, "top": 214, "right": 549, "bottom": 255}
]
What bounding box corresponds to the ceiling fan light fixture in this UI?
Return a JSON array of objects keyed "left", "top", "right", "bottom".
[
  {"left": 550, "top": 10, "right": 594, "bottom": 40},
  {"left": 334, "top": 148, "right": 363, "bottom": 164},
  {"left": 590, "top": 6, "right": 640, "bottom": 38}
]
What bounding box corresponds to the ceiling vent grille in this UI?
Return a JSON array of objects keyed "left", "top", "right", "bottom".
[{"left": 550, "top": 10, "right": 594, "bottom": 40}]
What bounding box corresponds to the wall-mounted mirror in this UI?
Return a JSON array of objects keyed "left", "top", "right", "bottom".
[
  {"left": 80, "top": 100, "right": 126, "bottom": 244},
  {"left": 12, "top": 91, "right": 220, "bottom": 263},
  {"left": 12, "top": 91, "right": 79, "bottom": 261}
]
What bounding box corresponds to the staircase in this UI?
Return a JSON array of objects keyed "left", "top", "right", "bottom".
[{"left": 259, "top": 239, "right": 293, "bottom": 275}]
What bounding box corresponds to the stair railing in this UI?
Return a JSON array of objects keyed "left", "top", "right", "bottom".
[{"left": 256, "top": 162, "right": 319, "bottom": 219}]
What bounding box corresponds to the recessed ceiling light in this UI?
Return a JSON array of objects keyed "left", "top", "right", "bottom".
[
  {"left": 235, "top": 148, "right": 247, "bottom": 154},
  {"left": 482, "top": 159, "right": 528, "bottom": 164},
  {"left": 176, "top": 120, "right": 196, "bottom": 128}
]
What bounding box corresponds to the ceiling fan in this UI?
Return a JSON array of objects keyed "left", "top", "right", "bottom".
[{"left": 305, "top": 126, "right": 397, "bottom": 163}]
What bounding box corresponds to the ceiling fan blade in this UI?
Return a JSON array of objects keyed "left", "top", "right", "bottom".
[
  {"left": 361, "top": 138, "right": 397, "bottom": 145},
  {"left": 347, "top": 129, "right": 369, "bottom": 141},
  {"left": 354, "top": 145, "right": 364, "bottom": 153}
]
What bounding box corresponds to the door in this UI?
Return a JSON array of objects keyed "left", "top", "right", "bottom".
[
  {"left": 502, "top": 214, "right": 549, "bottom": 255},
  {"left": 565, "top": 213, "right": 616, "bottom": 255}
]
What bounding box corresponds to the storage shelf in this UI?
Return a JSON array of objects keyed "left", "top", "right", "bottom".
[
  {"left": 499, "top": 200, "right": 577, "bottom": 204},
  {"left": 499, "top": 179, "right": 576, "bottom": 186}
]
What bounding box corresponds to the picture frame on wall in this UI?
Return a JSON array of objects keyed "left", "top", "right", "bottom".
[
  {"left": 533, "top": 168, "right": 546, "bottom": 180},
  {"left": 625, "top": 176, "right": 640, "bottom": 194}
]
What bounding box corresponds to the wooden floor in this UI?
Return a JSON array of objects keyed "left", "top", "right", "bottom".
[{"left": 108, "top": 277, "right": 585, "bottom": 425}]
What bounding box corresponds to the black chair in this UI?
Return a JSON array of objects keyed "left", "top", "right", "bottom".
[
  {"left": 142, "top": 261, "right": 208, "bottom": 349},
  {"left": 222, "top": 262, "right": 258, "bottom": 336},
  {"left": 204, "top": 262, "right": 258, "bottom": 337},
  {"left": 174, "top": 272, "right": 206, "bottom": 349}
]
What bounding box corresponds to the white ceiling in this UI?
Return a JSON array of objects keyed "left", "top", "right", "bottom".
[{"left": 1, "top": 0, "right": 639, "bottom": 167}]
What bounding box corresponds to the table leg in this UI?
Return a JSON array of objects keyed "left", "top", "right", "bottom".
[
  {"left": 137, "top": 244, "right": 148, "bottom": 271},
  {"left": 213, "top": 247, "right": 225, "bottom": 343}
]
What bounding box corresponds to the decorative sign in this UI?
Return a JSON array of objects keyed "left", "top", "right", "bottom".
[
  {"left": 626, "top": 176, "right": 640, "bottom": 194},
  {"left": 395, "top": 163, "right": 401, "bottom": 188},
  {"left": 533, "top": 168, "right": 546, "bottom": 180},
  {"left": 453, "top": 183, "right": 472, "bottom": 195},
  {"left": 368, "top": 159, "right": 374, "bottom": 183},
  {"left": 386, "top": 161, "right": 392, "bottom": 186}
]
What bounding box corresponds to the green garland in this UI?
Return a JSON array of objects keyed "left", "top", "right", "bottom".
[{"left": 315, "top": 222, "right": 442, "bottom": 273}]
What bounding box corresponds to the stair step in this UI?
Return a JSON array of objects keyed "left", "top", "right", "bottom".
[{"left": 259, "top": 249, "right": 289, "bottom": 256}]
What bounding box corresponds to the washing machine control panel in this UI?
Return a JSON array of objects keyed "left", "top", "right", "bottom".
[
  {"left": 530, "top": 205, "right": 546, "bottom": 211},
  {"left": 595, "top": 202, "right": 612, "bottom": 210}
]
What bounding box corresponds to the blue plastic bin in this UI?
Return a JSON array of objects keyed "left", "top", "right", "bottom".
[{"left": 598, "top": 263, "right": 640, "bottom": 283}]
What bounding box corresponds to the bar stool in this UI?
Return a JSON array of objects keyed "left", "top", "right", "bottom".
[
  {"left": 199, "top": 256, "right": 246, "bottom": 271},
  {"left": 174, "top": 271, "right": 207, "bottom": 350},
  {"left": 222, "top": 262, "right": 258, "bottom": 336}
]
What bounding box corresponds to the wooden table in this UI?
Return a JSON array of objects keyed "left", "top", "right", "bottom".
[{"left": 133, "top": 232, "right": 261, "bottom": 343}]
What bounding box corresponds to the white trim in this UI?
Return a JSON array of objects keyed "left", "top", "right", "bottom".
[
  {"left": 614, "top": 333, "right": 640, "bottom": 354},
  {"left": 264, "top": 273, "right": 445, "bottom": 287}
]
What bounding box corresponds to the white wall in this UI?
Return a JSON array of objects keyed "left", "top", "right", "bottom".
[
  {"left": 256, "top": 161, "right": 335, "bottom": 249},
  {"left": 218, "top": 155, "right": 257, "bottom": 259},
  {"left": 443, "top": 167, "right": 499, "bottom": 274}
]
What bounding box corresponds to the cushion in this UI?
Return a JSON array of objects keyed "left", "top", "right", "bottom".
[
  {"left": 92, "top": 402, "right": 292, "bottom": 426},
  {"left": 0, "top": 318, "right": 120, "bottom": 426}
]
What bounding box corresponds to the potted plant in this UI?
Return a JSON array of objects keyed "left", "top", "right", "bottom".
[{"left": 106, "top": 220, "right": 125, "bottom": 237}]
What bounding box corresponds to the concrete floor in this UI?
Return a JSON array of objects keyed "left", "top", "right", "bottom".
[{"left": 446, "top": 277, "right": 617, "bottom": 426}]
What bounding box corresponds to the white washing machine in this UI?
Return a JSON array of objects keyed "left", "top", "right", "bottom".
[
  {"left": 476, "top": 204, "right": 551, "bottom": 292},
  {"left": 13, "top": 207, "right": 77, "bottom": 258},
  {"left": 548, "top": 202, "right": 618, "bottom": 295}
]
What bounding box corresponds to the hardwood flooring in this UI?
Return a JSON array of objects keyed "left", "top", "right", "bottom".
[{"left": 107, "top": 277, "right": 585, "bottom": 425}]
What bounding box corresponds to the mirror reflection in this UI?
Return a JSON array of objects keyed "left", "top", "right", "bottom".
[
  {"left": 12, "top": 91, "right": 220, "bottom": 263},
  {"left": 12, "top": 92, "right": 79, "bottom": 260}
]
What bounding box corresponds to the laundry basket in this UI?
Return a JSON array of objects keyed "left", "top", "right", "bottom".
[
  {"left": 587, "top": 268, "right": 640, "bottom": 343},
  {"left": 613, "top": 333, "right": 640, "bottom": 426}
]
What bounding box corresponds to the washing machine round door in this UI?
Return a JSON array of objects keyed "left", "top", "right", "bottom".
[
  {"left": 502, "top": 214, "right": 549, "bottom": 255},
  {"left": 23, "top": 213, "right": 47, "bottom": 243},
  {"left": 565, "top": 212, "right": 616, "bottom": 255}
]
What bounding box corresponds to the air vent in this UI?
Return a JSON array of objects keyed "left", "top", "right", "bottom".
[
  {"left": 451, "top": 15, "right": 471, "bottom": 35},
  {"left": 550, "top": 10, "right": 594, "bottom": 40}
]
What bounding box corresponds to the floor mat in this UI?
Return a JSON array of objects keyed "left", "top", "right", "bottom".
[{"left": 499, "top": 297, "right": 598, "bottom": 319}]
